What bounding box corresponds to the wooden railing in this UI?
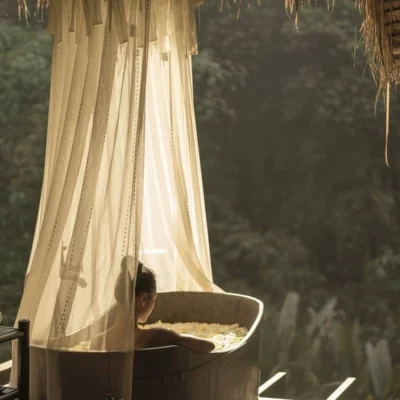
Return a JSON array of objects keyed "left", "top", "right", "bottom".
[
  {"left": 258, "top": 373, "right": 356, "bottom": 400},
  {"left": 0, "top": 320, "right": 29, "bottom": 400},
  {"left": 0, "top": 361, "right": 11, "bottom": 386}
]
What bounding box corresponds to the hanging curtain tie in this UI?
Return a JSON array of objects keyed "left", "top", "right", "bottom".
[
  {"left": 385, "top": 82, "right": 390, "bottom": 168},
  {"left": 82, "top": 0, "right": 103, "bottom": 37},
  {"left": 112, "top": 0, "right": 128, "bottom": 43}
]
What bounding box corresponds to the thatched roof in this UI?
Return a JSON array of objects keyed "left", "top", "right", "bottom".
[
  {"left": 15, "top": 0, "right": 400, "bottom": 91},
  {"left": 16, "top": 0, "right": 400, "bottom": 92},
  {"left": 287, "top": 0, "right": 400, "bottom": 89},
  {"left": 355, "top": 0, "right": 395, "bottom": 165},
  {"left": 357, "top": 0, "right": 400, "bottom": 89}
]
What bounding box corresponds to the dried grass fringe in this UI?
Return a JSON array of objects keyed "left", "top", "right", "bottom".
[
  {"left": 20, "top": 0, "right": 261, "bottom": 21},
  {"left": 18, "top": 0, "right": 49, "bottom": 22},
  {"left": 287, "top": 0, "right": 395, "bottom": 166},
  {"left": 18, "top": 0, "right": 396, "bottom": 165},
  {"left": 357, "top": 0, "right": 400, "bottom": 166}
]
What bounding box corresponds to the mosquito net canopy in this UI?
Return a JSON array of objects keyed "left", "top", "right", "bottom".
[{"left": 12, "top": 0, "right": 219, "bottom": 398}]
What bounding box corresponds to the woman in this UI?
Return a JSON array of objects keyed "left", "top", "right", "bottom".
[{"left": 92, "top": 257, "right": 215, "bottom": 353}]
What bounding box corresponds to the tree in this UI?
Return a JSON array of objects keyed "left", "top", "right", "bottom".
[
  {"left": 194, "top": 1, "right": 400, "bottom": 388},
  {"left": 0, "top": 21, "right": 50, "bottom": 361}
]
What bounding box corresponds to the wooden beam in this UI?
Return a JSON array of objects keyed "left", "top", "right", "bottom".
[
  {"left": 259, "top": 372, "right": 286, "bottom": 395},
  {"left": 326, "top": 378, "right": 356, "bottom": 400},
  {"left": 0, "top": 360, "right": 12, "bottom": 386}
]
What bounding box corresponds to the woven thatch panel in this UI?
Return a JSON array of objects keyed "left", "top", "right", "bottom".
[
  {"left": 356, "top": 0, "right": 400, "bottom": 88},
  {"left": 287, "top": 0, "right": 400, "bottom": 89}
]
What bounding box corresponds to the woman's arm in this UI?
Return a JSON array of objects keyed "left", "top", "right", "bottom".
[
  {"left": 177, "top": 333, "right": 215, "bottom": 353},
  {"left": 149, "top": 328, "right": 215, "bottom": 353}
]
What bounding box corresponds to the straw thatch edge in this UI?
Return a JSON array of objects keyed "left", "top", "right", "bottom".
[
  {"left": 18, "top": 0, "right": 262, "bottom": 22},
  {"left": 286, "top": 1, "right": 400, "bottom": 87},
  {"left": 18, "top": 0, "right": 400, "bottom": 92},
  {"left": 286, "top": 0, "right": 394, "bottom": 166}
]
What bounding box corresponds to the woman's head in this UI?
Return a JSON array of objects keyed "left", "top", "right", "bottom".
[
  {"left": 115, "top": 257, "right": 157, "bottom": 323},
  {"left": 135, "top": 261, "right": 157, "bottom": 323}
]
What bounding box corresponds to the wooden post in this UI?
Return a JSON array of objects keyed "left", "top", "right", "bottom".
[{"left": 18, "top": 320, "right": 29, "bottom": 400}]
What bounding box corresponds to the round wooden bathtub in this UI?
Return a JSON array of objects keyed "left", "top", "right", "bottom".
[{"left": 30, "top": 292, "right": 264, "bottom": 400}]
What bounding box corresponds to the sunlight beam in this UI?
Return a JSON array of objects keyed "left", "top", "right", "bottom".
[
  {"left": 258, "top": 372, "right": 286, "bottom": 395},
  {"left": 326, "top": 378, "right": 356, "bottom": 400}
]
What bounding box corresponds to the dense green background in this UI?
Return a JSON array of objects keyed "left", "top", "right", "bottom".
[{"left": 1, "top": 1, "right": 400, "bottom": 398}]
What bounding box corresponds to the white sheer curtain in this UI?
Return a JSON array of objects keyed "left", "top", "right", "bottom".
[
  {"left": 141, "top": 2, "right": 214, "bottom": 292},
  {"left": 12, "top": 0, "right": 220, "bottom": 398}
]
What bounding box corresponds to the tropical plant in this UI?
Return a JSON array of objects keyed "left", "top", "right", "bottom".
[
  {"left": 261, "top": 293, "right": 400, "bottom": 400},
  {"left": 366, "top": 340, "right": 400, "bottom": 400}
]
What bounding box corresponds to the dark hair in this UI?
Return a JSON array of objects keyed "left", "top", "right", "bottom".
[
  {"left": 114, "top": 257, "right": 156, "bottom": 304},
  {"left": 136, "top": 261, "right": 157, "bottom": 295}
]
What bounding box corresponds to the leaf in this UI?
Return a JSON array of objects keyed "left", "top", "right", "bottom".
[
  {"left": 276, "top": 292, "right": 300, "bottom": 364},
  {"left": 351, "top": 319, "right": 363, "bottom": 371},
  {"left": 335, "top": 319, "right": 362, "bottom": 376},
  {"left": 297, "top": 336, "right": 321, "bottom": 371},
  {"left": 277, "top": 292, "right": 300, "bottom": 337},
  {"left": 306, "top": 297, "right": 337, "bottom": 338},
  {"left": 383, "top": 365, "right": 400, "bottom": 400},
  {"left": 366, "top": 340, "right": 392, "bottom": 398}
]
